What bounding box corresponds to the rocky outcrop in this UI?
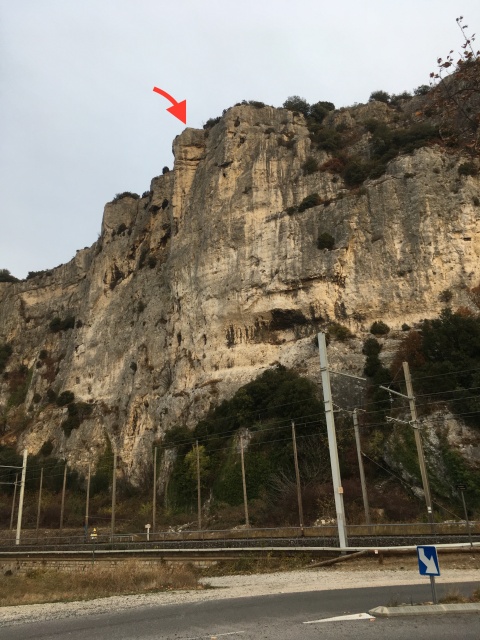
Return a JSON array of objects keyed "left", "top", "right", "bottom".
[{"left": 1, "top": 100, "right": 479, "bottom": 482}]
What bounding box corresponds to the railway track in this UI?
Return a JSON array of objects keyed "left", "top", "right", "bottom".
[{"left": 0, "top": 533, "right": 478, "bottom": 556}]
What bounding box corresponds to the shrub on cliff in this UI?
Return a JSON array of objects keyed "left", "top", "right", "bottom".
[
  {"left": 369, "top": 90, "right": 391, "bottom": 104},
  {"left": 317, "top": 232, "right": 335, "bottom": 250},
  {"left": 302, "top": 156, "right": 319, "bottom": 175},
  {"left": 0, "top": 343, "right": 12, "bottom": 373},
  {"left": 49, "top": 316, "right": 75, "bottom": 333},
  {"left": 0, "top": 269, "right": 18, "bottom": 283},
  {"left": 370, "top": 320, "right": 390, "bottom": 335},
  {"left": 112, "top": 192, "right": 140, "bottom": 202},
  {"left": 282, "top": 95, "right": 310, "bottom": 117},
  {"left": 298, "top": 193, "right": 321, "bottom": 212}
]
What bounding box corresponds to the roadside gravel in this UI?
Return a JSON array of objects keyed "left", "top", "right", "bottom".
[{"left": 1, "top": 565, "right": 479, "bottom": 627}]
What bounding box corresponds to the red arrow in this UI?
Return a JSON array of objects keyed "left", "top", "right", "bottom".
[{"left": 152, "top": 86, "right": 187, "bottom": 124}]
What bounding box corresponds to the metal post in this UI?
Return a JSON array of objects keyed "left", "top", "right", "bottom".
[
  {"left": 85, "top": 463, "right": 91, "bottom": 532},
  {"left": 353, "top": 410, "right": 371, "bottom": 525},
  {"left": 15, "top": 449, "right": 28, "bottom": 546},
  {"left": 196, "top": 440, "right": 202, "bottom": 531},
  {"left": 458, "top": 486, "right": 473, "bottom": 548},
  {"left": 240, "top": 433, "right": 250, "bottom": 527},
  {"left": 111, "top": 451, "right": 117, "bottom": 540},
  {"left": 36, "top": 467, "right": 44, "bottom": 535},
  {"left": 430, "top": 576, "right": 438, "bottom": 604},
  {"left": 60, "top": 462, "right": 67, "bottom": 531},
  {"left": 291, "top": 421, "right": 304, "bottom": 530},
  {"left": 152, "top": 447, "right": 157, "bottom": 533},
  {"left": 318, "top": 332, "right": 348, "bottom": 549},
  {"left": 10, "top": 473, "right": 18, "bottom": 530},
  {"left": 403, "top": 362, "right": 434, "bottom": 528}
]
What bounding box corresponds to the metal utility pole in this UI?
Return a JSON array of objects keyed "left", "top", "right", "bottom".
[
  {"left": 403, "top": 362, "right": 434, "bottom": 526},
  {"left": 457, "top": 484, "right": 473, "bottom": 548},
  {"left": 10, "top": 473, "right": 18, "bottom": 530},
  {"left": 111, "top": 451, "right": 117, "bottom": 540},
  {"left": 239, "top": 433, "right": 250, "bottom": 527},
  {"left": 353, "top": 410, "right": 371, "bottom": 525},
  {"left": 318, "top": 332, "right": 348, "bottom": 549},
  {"left": 291, "top": 421, "right": 304, "bottom": 529},
  {"left": 85, "top": 463, "right": 91, "bottom": 531},
  {"left": 196, "top": 440, "right": 202, "bottom": 531},
  {"left": 60, "top": 462, "right": 67, "bottom": 531},
  {"left": 15, "top": 449, "right": 28, "bottom": 546},
  {"left": 152, "top": 447, "right": 157, "bottom": 533},
  {"left": 36, "top": 467, "right": 44, "bottom": 534}
]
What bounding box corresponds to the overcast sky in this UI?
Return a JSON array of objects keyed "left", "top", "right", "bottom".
[{"left": 2, "top": 1, "right": 479, "bottom": 279}]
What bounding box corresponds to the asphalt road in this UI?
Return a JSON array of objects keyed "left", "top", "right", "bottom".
[{"left": 2, "top": 582, "right": 479, "bottom": 640}]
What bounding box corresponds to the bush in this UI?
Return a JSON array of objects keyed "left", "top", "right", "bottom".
[
  {"left": 282, "top": 95, "right": 310, "bottom": 117},
  {"left": 369, "top": 90, "right": 390, "bottom": 104},
  {"left": 309, "top": 101, "right": 335, "bottom": 124},
  {"left": 362, "top": 337, "right": 382, "bottom": 357},
  {"left": 343, "top": 158, "right": 371, "bottom": 187},
  {"left": 317, "top": 232, "right": 335, "bottom": 250},
  {"left": 46, "top": 388, "right": 57, "bottom": 403},
  {"left": 0, "top": 269, "right": 19, "bottom": 283},
  {"left": 0, "top": 343, "right": 13, "bottom": 373},
  {"left": 302, "top": 156, "right": 319, "bottom": 175},
  {"left": 57, "top": 390, "right": 75, "bottom": 406},
  {"left": 458, "top": 162, "right": 478, "bottom": 177},
  {"left": 298, "top": 193, "right": 321, "bottom": 212},
  {"left": 162, "top": 166, "right": 170, "bottom": 174},
  {"left": 40, "top": 440, "right": 54, "bottom": 456},
  {"left": 328, "top": 322, "right": 353, "bottom": 341},
  {"left": 401, "top": 323, "right": 411, "bottom": 331},
  {"left": 203, "top": 116, "right": 221, "bottom": 129},
  {"left": 319, "top": 157, "right": 345, "bottom": 173},
  {"left": 62, "top": 401, "right": 93, "bottom": 436},
  {"left": 439, "top": 289, "right": 453, "bottom": 303},
  {"left": 112, "top": 192, "right": 140, "bottom": 202},
  {"left": 414, "top": 84, "right": 430, "bottom": 96},
  {"left": 49, "top": 316, "right": 75, "bottom": 333},
  {"left": 312, "top": 127, "right": 343, "bottom": 152},
  {"left": 370, "top": 320, "right": 390, "bottom": 335}
]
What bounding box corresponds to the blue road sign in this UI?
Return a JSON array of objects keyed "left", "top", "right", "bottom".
[{"left": 417, "top": 545, "right": 440, "bottom": 576}]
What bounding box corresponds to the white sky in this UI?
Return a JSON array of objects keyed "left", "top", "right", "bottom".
[{"left": 1, "top": 0, "right": 479, "bottom": 279}]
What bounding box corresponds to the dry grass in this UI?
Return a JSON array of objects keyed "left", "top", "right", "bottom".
[
  {"left": 201, "top": 553, "right": 313, "bottom": 577},
  {"left": 0, "top": 561, "right": 200, "bottom": 606},
  {"left": 440, "top": 586, "right": 480, "bottom": 604}
]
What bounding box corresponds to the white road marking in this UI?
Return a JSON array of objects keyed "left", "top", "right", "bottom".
[
  {"left": 183, "top": 632, "right": 245, "bottom": 639},
  {"left": 304, "top": 612, "right": 375, "bottom": 623}
]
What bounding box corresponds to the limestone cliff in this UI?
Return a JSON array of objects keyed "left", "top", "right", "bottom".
[{"left": 1, "top": 97, "right": 479, "bottom": 483}]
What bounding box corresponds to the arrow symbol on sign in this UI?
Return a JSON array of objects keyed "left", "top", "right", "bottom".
[
  {"left": 419, "top": 548, "right": 438, "bottom": 574},
  {"left": 152, "top": 86, "right": 187, "bottom": 124}
]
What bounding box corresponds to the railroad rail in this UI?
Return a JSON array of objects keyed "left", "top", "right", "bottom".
[{"left": 0, "top": 522, "right": 478, "bottom": 555}]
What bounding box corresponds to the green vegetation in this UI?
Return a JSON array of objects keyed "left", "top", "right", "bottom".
[
  {"left": 298, "top": 193, "right": 321, "bottom": 212},
  {"left": 6, "top": 365, "right": 32, "bottom": 407},
  {"left": 49, "top": 316, "right": 75, "bottom": 333},
  {"left": 56, "top": 390, "right": 75, "bottom": 406},
  {"left": 0, "top": 343, "right": 13, "bottom": 373},
  {"left": 166, "top": 366, "right": 329, "bottom": 523},
  {"left": 369, "top": 90, "right": 391, "bottom": 104},
  {"left": 62, "top": 402, "right": 93, "bottom": 437},
  {"left": 327, "top": 322, "right": 353, "bottom": 342},
  {"left": 458, "top": 161, "right": 478, "bottom": 176},
  {"left": 394, "top": 309, "right": 480, "bottom": 428},
  {"left": 370, "top": 320, "right": 390, "bottom": 336},
  {"left": 317, "top": 232, "right": 335, "bottom": 250},
  {"left": 112, "top": 192, "right": 140, "bottom": 202},
  {"left": 302, "top": 156, "right": 319, "bottom": 175},
  {"left": 0, "top": 269, "right": 19, "bottom": 283}
]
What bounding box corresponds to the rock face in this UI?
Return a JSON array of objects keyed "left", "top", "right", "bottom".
[{"left": 1, "top": 100, "right": 479, "bottom": 482}]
